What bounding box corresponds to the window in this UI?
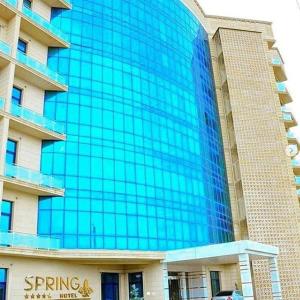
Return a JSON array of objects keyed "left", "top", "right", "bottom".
[
  {"left": 210, "top": 271, "right": 221, "bottom": 297},
  {"left": 6, "top": 139, "right": 17, "bottom": 165},
  {"left": 0, "top": 269, "right": 7, "bottom": 300},
  {"left": 0, "top": 201, "right": 13, "bottom": 232},
  {"left": 128, "top": 272, "right": 143, "bottom": 300},
  {"left": 23, "top": 0, "right": 32, "bottom": 9},
  {"left": 101, "top": 273, "right": 119, "bottom": 300},
  {"left": 17, "top": 39, "right": 27, "bottom": 54},
  {"left": 11, "top": 86, "right": 22, "bottom": 106}
]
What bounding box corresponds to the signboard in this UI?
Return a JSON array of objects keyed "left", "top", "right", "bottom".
[{"left": 24, "top": 276, "right": 93, "bottom": 299}]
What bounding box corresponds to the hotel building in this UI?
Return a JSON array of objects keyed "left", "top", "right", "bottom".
[{"left": 0, "top": 0, "right": 299, "bottom": 299}]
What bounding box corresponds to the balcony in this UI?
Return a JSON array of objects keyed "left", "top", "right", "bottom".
[
  {"left": 0, "top": 0, "right": 17, "bottom": 20},
  {"left": 270, "top": 49, "right": 287, "bottom": 82},
  {"left": 10, "top": 103, "right": 65, "bottom": 140},
  {"left": 281, "top": 106, "right": 297, "bottom": 129},
  {"left": 292, "top": 159, "right": 300, "bottom": 176},
  {"left": 2, "top": 163, "right": 64, "bottom": 196},
  {"left": 287, "top": 131, "right": 299, "bottom": 146},
  {"left": 0, "top": 231, "right": 60, "bottom": 250},
  {"left": 42, "top": 0, "right": 71, "bottom": 9},
  {"left": 15, "top": 51, "right": 67, "bottom": 91},
  {"left": 277, "top": 82, "right": 292, "bottom": 105},
  {"left": 0, "top": 39, "right": 12, "bottom": 67},
  {"left": 20, "top": 6, "right": 69, "bottom": 47}
]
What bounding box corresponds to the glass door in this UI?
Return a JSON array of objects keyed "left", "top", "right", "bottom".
[
  {"left": 101, "top": 273, "right": 119, "bottom": 300},
  {"left": 168, "top": 276, "right": 181, "bottom": 300}
]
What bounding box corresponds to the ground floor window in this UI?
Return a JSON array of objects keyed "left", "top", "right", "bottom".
[
  {"left": 128, "top": 272, "right": 143, "bottom": 300},
  {"left": 210, "top": 271, "right": 221, "bottom": 297},
  {"left": 101, "top": 273, "right": 119, "bottom": 300},
  {"left": 0, "top": 269, "right": 7, "bottom": 300}
]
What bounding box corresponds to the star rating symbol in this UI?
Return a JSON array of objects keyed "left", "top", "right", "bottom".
[
  {"left": 42, "top": 294, "right": 46, "bottom": 299},
  {"left": 24, "top": 294, "right": 29, "bottom": 299},
  {"left": 37, "top": 294, "right": 41, "bottom": 299},
  {"left": 31, "top": 294, "right": 35, "bottom": 299}
]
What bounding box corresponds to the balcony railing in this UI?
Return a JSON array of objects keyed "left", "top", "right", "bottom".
[
  {"left": 5, "top": 163, "right": 63, "bottom": 189},
  {"left": 0, "top": 231, "right": 60, "bottom": 250},
  {"left": 282, "top": 112, "right": 293, "bottom": 122},
  {"left": 22, "top": 6, "right": 68, "bottom": 42},
  {"left": 11, "top": 103, "right": 65, "bottom": 134},
  {"left": 281, "top": 107, "right": 294, "bottom": 122},
  {"left": 272, "top": 57, "right": 282, "bottom": 66},
  {"left": 277, "top": 82, "right": 287, "bottom": 93},
  {"left": 16, "top": 51, "right": 66, "bottom": 86},
  {"left": 0, "top": 40, "right": 11, "bottom": 56},
  {"left": 2, "top": 0, "right": 17, "bottom": 7},
  {"left": 292, "top": 159, "right": 300, "bottom": 168},
  {"left": 287, "top": 131, "right": 296, "bottom": 139}
]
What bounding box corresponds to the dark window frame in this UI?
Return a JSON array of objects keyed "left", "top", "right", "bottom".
[
  {"left": 128, "top": 272, "right": 144, "bottom": 300},
  {"left": 11, "top": 86, "right": 23, "bottom": 106},
  {"left": 23, "top": 0, "right": 32, "bottom": 9},
  {"left": 0, "top": 200, "right": 13, "bottom": 232},
  {"left": 0, "top": 268, "right": 7, "bottom": 300},
  {"left": 17, "top": 38, "right": 28, "bottom": 54},
  {"left": 210, "top": 271, "right": 221, "bottom": 297},
  {"left": 6, "top": 139, "right": 18, "bottom": 165}
]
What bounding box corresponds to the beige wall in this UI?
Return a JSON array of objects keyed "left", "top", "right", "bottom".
[
  {"left": 8, "top": 128, "right": 41, "bottom": 171},
  {"left": 14, "top": 76, "right": 45, "bottom": 114},
  {"left": 2, "top": 188, "right": 38, "bottom": 234},
  {"left": 0, "top": 256, "right": 165, "bottom": 300},
  {"left": 32, "top": 0, "right": 52, "bottom": 21}
]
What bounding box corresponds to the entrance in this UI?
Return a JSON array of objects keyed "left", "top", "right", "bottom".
[
  {"left": 168, "top": 273, "right": 182, "bottom": 300},
  {"left": 101, "top": 273, "right": 119, "bottom": 300}
]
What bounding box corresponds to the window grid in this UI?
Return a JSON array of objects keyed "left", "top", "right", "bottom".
[{"left": 39, "top": 0, "right": 234, "bottom": 250}]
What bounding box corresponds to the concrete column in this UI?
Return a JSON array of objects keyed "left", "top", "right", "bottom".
[
  {"left": 162, "top": 263, "right": 169, "bottom": 300},
  {"left": 239, "top": 253, "right": 254, "bottom": 300},
  {"left": 269, "top": 257, "right": 282, "bottom": 300}
]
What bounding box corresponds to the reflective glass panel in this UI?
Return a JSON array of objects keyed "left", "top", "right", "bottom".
[
  {"left": 101, "top": 273, "right": 119, "bottom": 300},
  {"left": 11, "top": 86, "right": 22, "bottom": 106},
  {"left": 39, "top": 0, "right": 234, "bottom": 250},
  {"left": 6, "top": 140, "right": 17, "bottom": 164},
  {"left": 17, "top": 39, "right": 27, "bottom": 54},
  {"left": 0, "top": 269, "right": 7, "bottom": 300},
  {"left": 0, "top": 201, "right": 12, "bottom": 232}
]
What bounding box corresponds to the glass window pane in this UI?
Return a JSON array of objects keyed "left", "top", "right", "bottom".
[
  {"left": 23, "top": 0, "right": 32, "bottom": 8},
  {"left": 17, "top": 39, "right": 27, "bottom": 54},
  {"left": 0, "top": 268, "right": 7, "bottom": 300},
  {"left": 128, "top": 272, "right": 143, "bottom": 299},
  {"left": 12, "top": 86, "right": 22, "bottom": 105},
  {"left": 6, "top": 140, "right": 17, "bottom": 164},
  {"left": 0, "top": 200, "right": 12, "bottom": 232},
  {"left": 210, "top": 271, "right": 221, "bottom": 297},
  {"left": 101, "top": 273, "right": 119, "bottom": 300}
]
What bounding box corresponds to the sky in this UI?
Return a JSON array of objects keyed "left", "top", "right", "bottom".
[{"left": 198, "top": 0, "right": 300, "bottom": 136}]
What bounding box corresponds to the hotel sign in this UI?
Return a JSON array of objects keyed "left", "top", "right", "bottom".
[{"left": 24, "top": 276, "right": 93, "bottom": 299}]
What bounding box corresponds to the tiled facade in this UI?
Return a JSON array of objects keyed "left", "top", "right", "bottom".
[{"left": 0, "top": 0, "right": 299, "bottom": 299}]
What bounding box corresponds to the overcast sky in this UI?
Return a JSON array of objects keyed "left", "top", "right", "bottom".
[{"left": 198, "top": 0, "right": 300, "bottom": 136}]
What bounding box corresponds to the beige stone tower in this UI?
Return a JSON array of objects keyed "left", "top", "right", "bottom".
[{"left": 205, "top": 10, "right": 300, "bottom": 300}]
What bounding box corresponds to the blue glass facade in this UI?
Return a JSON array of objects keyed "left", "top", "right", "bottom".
[{"left": 38, "top": 0, "right": 233, "bottom": 250}]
